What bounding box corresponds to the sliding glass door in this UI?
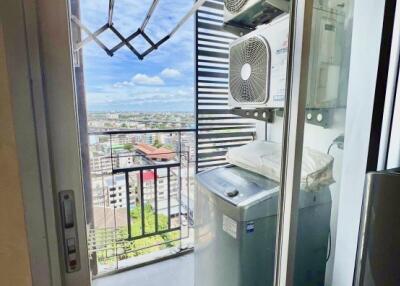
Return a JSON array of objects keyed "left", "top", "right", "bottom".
[{"left": 275, "top": 0, "right": 390, "bottom": 285}]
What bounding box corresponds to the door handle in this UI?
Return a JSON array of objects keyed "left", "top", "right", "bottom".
[{"left": 59, "top": 190, "right": 81, "bottom": 273}]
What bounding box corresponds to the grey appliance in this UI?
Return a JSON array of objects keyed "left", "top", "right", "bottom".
[
  {"left": 224, "top": 0, "right": 290, "bottom": 29},
  {"left": 354, "top": 168, "right": 400, "bottom": 286},
  {"left": 195, "top": 165, "right": 332, "bottom": 286}
]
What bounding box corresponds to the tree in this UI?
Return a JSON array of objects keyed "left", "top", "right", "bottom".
[
  {"left": 94, "top": 204, "right": 179, "bottom": 265},
  {"left": 153, "top": 138, "right": 162, "bottom": 148},
  {"left": 123, "top": 143, "right": 133, "bottom": 151}
]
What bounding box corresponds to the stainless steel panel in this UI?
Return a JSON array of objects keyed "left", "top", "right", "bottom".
[{"left": 355, "top": 168, "right": 400, "bottom": 286}]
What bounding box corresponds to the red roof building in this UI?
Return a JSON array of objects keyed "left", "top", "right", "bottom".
[
  {"left": 136, "top": 143, "right": 176, "bottom": 161},
  {"left": 140, "top": 170, "right": 157, "bottom": 182}
]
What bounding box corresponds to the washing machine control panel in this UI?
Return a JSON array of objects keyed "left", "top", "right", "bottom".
[
  {"left": 198, "top": 166, "right": 278, "bottom": 205},
  {"left": 225, "top": 189, "right": 240, "bottom": 198}
]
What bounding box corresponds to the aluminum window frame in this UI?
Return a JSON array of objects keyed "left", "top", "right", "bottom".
[{"left": 273, "top": 0, "right": 315, "bottom": 285}]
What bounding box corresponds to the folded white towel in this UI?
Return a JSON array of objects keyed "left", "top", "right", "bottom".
[{"left": 226, "top": 141, "right": 334, "bottom": 191}]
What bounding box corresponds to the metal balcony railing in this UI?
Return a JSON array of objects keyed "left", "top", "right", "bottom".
[
  {"left": 113, "top": 161, "right": 183, "bottom": 241},
  {"left": 86, "top": 129, "right": 196, "bottom": 274}
]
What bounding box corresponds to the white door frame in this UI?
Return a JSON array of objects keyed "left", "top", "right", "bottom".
[
  {"left": 273, "top": 0, "right": 314, "bottom": 285},
  {"left": 1, "top": 0, "right": 61, "bottom": 285},
  {"left": 1, "top": 0, "right": 91, "bottom": 285},
  {"left": 378, "top": 0, "right": 400, "bottom": 171},
  {"left": 34, "top": 0, "right": 91, "bottom": 284},
  {"left": 331, "top": 1, "right": 387, "bottom": 284},
  {"left": 387, "top": 76, "right": 400, "bottom": 168},
  {"left": 386, "top": 1, "right": 400, "bottom": 169}
]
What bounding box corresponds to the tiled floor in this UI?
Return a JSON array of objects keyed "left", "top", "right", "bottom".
[{"left": 93, "top": 253, "right": 194, "bottom": 286}]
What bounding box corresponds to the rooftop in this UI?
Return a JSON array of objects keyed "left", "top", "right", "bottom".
[{"left": 136, "top": 143, "right": 176, "bottom": 161}]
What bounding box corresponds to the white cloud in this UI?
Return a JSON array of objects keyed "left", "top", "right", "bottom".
[
  {"left": 161, "top": 68, "right": 181, "bottom": 78},
  {"left": 113, "top": 80, "right": 135, "bottom": 88},
  {"left": 132, "top": 73, "right": 164, "bottom": 85},
  {"left": 177, "top": 89, "right": 189, "bottom": 96},
  {"left": 80, "top": 0, "right": 195, "bottom": 112}
]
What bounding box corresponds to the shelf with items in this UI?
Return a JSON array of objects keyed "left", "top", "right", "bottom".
[
  {"left": 230, "top": 107, "right": 275, "bottom": 123},
  {"left": 275, "top": 107, "right": 339, "bottom": 129}
]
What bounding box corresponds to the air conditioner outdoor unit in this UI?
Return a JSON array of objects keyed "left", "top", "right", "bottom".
[
  {"left": 228, "top": 14, "right": 289, "bottom": 109},
  {"left": 224, "top": 0, "right": 290, "bottom": 28}
]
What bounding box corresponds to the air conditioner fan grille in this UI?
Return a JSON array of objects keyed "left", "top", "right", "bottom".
[
  {"left": 224, "top": 0, "right": 248, "bottom": 13},
  {"left": 229, "top": 36, "right": 269, "bottom": 103}
]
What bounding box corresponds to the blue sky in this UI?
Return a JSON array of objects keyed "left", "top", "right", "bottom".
[{"left": 79, "top": 0, "right": 195, "bottom": 113}]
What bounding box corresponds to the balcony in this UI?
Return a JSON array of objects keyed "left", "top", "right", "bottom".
[
  {"left": 87, "top": 128, "right": 196, "bottom": 276},
  {"left": 77, "top": 0, "right": 257, "bottom": 281},
  {"left": 93, "top": 252, "right": 194, "bottom": 286}
]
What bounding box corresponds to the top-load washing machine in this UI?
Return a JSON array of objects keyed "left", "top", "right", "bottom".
[{"left": 194, "top": 165, "right": 331, "bottom": 286}]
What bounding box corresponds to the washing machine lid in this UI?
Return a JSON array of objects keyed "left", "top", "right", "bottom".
[{"left": 197, "top": 165, "right": 279, "bottom": 206}]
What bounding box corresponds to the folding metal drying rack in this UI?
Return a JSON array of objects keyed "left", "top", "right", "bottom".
[{"left": 72, "top": 0, "right": 207, "bottom": 59}]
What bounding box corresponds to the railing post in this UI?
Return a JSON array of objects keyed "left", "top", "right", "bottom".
[
  {"left": 186, "top": 151, "right": 190, "bottom": 226},
  {"left": 125, "top": 171, "right": 132, "bottom": 239},
  {"left": 167, "top": 167, "right": 171, "bottom": 230},
  {"left": 178, "top": 131, "right": 182, "bottom": 213},
  {"left": 139, "top": 170, "right": 145, "bottom": 235},
  {"left": 178, "top": 132, "right": 183, "bottom": 249},
  {"left": 154, "top": 168, "right": 158, "bottom": 232},
  {"left": 109, "top": 134, "right": 114, "bottom": 170}
]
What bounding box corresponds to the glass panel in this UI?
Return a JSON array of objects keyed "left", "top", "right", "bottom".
[
  {"left": 194, "top": 2, "right": 290, "bottom": 286},
  {"left": 292, "top": 0, "right": 354, "bottom": 285}
]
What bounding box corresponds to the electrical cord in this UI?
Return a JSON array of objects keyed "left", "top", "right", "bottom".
[
  {"left": 327, "top": 134, "right": 345, "bottom": 155},
  {"left": 327, "top": 142, "right": 335, "bottom": 155},
  {"left": 325, "top": 134, "right": 344, "bottom": 262},
  {"left": 326, "top": 229, "right": 331, "bottom": 262}
]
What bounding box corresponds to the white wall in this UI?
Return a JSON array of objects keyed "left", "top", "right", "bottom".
[
  {"left": 0, "top": 0, "right": 59, "bottom": 285},
  {"left": 0, "top": 20, "right": 33, "bottom": 286},
  {"left": 332, "top": 0, "right": 386, "bottom": 285}
]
